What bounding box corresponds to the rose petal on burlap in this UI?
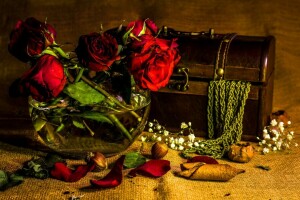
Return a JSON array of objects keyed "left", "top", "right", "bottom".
[
  {"left": 90, "top": 155, "right": 125, "bottom": 188},
  {"left": 128, "top": 159, "right": 170, "bottom": 178}
]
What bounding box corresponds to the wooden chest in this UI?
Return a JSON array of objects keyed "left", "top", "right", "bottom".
[{"left": 149, "top": 28, "right": 275, "bottom": 141}]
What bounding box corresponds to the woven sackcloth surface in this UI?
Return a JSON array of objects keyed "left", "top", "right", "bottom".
[{"left": 1, "top": 0, "right": 300, "bottom": 199}]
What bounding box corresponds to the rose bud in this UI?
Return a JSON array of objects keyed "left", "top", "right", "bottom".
[
  {"left": 19, "top": 54, "right": 67, "bottom": 102},
  {"left": 86, "top": 152, "right": 108, "bottom": 171},
  {"left": 126, "top": 18, "right": 158, "bottom": 39},
  {"left": 75, "top": 32, "right": 120, "bottom": 72},
  {"left": 8, "top": 17, "right": 56, "bottom": 62},
  {"left": 151, "top": 142, "right": 168, "bottom": 159}
]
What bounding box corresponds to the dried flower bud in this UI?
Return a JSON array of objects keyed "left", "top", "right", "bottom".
[
  {"left": 151, "top": 142, "right": 168, "bottom": 159},
  {"left": 87, "top": 152, "right": 107, "bottom": 171}
]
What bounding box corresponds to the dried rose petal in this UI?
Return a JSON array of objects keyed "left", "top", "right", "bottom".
[
  {"left": 128, "top": 159, "right": 170, "bottom": 178},
  {"left": 50, "top": 162, "right": 95, "bottom": 182},
  {"left": 90, "top": 155, "right": 125, "bottom": 188},
  {"left": 187, "top": 156, "right": 219, "bottom": 164}
]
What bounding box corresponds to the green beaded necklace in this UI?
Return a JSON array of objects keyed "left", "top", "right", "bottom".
[{"left": 183, "top": 80, "right": 251, "bottom": 158}]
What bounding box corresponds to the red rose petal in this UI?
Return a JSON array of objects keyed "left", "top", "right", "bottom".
[
  {"left": 50, "top": 162, "right": 95, "bottom": 182},
  {"left": 90, "top": 155, "right": 125, "bottom": 188},
  {"left": 187, "top": 156, "right": 219, "bottom": 164},
  {"left": 128, "top": 159, "right": 170, "bottom": 178}
]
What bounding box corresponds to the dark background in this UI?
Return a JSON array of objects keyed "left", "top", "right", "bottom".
[{"left": 0, "top": 0, "right": 299, "bottom": 122}]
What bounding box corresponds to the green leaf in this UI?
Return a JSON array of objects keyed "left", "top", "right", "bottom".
[
  {"left": 124, "top": 152, "right": 146, "bottom": 169},
  {"left": 73, "top": 120, "right": 85, "bottom": 129},
  {"left": 122, "top": 25, "right": 135, "bottom": 44},
  {"left": 70, "top": 111, "right": 112, "bottom": 125},
  {"left": 0, "top": 170, "right": 9, "bottom": 189},
  {"left": 64, "top": 81, "right": 105, "bottom": 105},
  {"left": 32, "top": 117, "right": 47, "bottom": 132}
]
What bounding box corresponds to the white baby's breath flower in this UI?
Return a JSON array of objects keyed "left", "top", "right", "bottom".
[
  {"left": 187, "top": 142, "right": 193, "bottom": 147},
  {"left": 262, "top": 140, "right": 266, "bottom": 144},
  {"left": 148, "top": 128, "right": 153, "bottom": 133},
  {"left": 178, "top": 145, "right": 184, "bottom": 151},
  {"left": 148, "top": 122, "right": 153, "bottom": 127},
  {"left": 163, "top": 130, "right": 169, "bottom": 136},
  {"left": 156, "top": 136, "right": 162, "bottom": 142},
  {"left": 272, "top": 129, "right": 278, "bottom": 135},
  {"left": 273, "top": 146, "right": 277, "bottom": 151},
  {"left": 200, "top": 143, "right": 205, "bottom": 148},
  {"left": 194, "top": 142, "right": 199, "bottom": 147},
  {"left": 170, "top": 142, "right": 176, "bottom": 149},
  {"left": 263, "top": 128, "right": 268, "bottom": 134},
  {"left": 181, "top": 122, "right": 188, "bottom": 129},
  {"left": 295, "top": 143, "right": 298, "bottom": 147},
  {"left": 268, "top": 143, "right": 272, "bottom": 147},
  {"left": 272, "top": 137, "right": 277, "bottom": 142},
  {"left": 259, "top": 142, "right": 262, "bottom": 146},
  {"left": 178, "top": 137, "right": 185, "bottom": 144},
  {"left": 271, "top": 119, "right": 278, "bottom": 126},
  {"left": 188, "top": 122, "right": 192, "bottom": 127},
  {"left": 279, "top": 126, "right": 284, "bottom": 132},
  {"left": 156, "top": 124, "right": 161, "bottom": 130},
  {"left": 140, "top": 136, "right": 147, "bottom": 142},
  {"left": 263, "top": 133, "right": 271, "bottom": 139},
  {"left": 188, "top": 134, "right": 195, "bottom": 143},
  {"left": 278, "top": 122, "right": 284, "bottom": 127},
  {"left": 287, "top": 134, "right": 293, "bottom": 141},
  {"left": 263, "top": 147, "right": 270, "bottom": 154},
  {"left": 290, "top": 131, "right": 294, "bottom": 136},
  {"left": 287, "top": 121, "right": 291, "bottom": 125}
]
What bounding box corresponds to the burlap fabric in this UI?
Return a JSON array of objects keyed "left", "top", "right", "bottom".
[{"left": 1, "top": 0, "right": 300, "bottom": 199}]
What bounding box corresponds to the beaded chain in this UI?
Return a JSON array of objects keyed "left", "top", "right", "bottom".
[{"left": 183, "top": 80, "right": 251, "bottom": 158}]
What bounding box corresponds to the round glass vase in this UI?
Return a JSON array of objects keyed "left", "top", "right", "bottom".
[{"left": 28, "top": 89, "right": 150, "bottom": 159}]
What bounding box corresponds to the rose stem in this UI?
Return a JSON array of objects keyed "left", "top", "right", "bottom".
[{"left": 107, "top": 114, "right": 132, "bottom": 141}]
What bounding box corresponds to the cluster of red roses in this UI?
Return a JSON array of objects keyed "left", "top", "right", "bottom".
[{"left": 8, "top": 17, "right": 181, "bottom": 102}]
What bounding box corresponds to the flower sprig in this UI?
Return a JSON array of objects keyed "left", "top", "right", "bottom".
[
  {"left": 141, "top": 119, "right": 203, "bottom": 151},
  {"left": 257, "top": 118, "right": 298, "bottom": 154}
]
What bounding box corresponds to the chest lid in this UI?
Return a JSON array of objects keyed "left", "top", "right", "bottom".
[{"left": 161, "top": 27, "right": 275, "bottom": 83}]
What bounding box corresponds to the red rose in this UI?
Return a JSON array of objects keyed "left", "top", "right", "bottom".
[
  {"left": 19, "top": 54, "right": 67, "bottom": 102},
  {"left": 75, "top": 33, "right": 120, "bottom": 72},
  {"left": 8, "top": 17, "right": 56, "bottom": 62},
  {"left": 126, "top": 19, "right": 158, "bottom": 38},
  {"left": 128, "top": 35, "right": 181, "bottom": 91}
]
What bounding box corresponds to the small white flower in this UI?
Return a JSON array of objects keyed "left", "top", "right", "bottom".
[
  {"left": 169, "top": 137, "right": 174, "bottom": 141},
  {"left": 181, "top": 122, "right": 188, "bottom": 129},
  {"left": 263, "top": 129, "right": 268, "bottom": 134},
  {"left": 187, "top": 142, "right": 193, "bottom": 147},
  {"left": 276, "top": 141, "right": 282, "bottom": 150},
  {"left": 278, "top": 122, "right": 284, "bottom": 127},
  {"left": 148, "top": 122, "right": 153, "bottom": 127},
  {"left": 140, "top": 136, "right": 147, "bottom": 142},
  {"left": 188, "top": 134, "right": 195, "bottom": 143},
  {"left": 295, "top": 143, "right": 298, "bottom": 147},
  {"left": 178, "top": 137, "right": 185, "bottom": 144},
  {"left": 259, "top": 142, "right": 262, "bottom": 146},
  {"left": 163, "top": 130, "right": 169, "bottom": 136},
  {"left": 268, "top": 143, "right": 272, "bottom": 147},
  {"left": 287, "top": 121, "right": 291, "bottom": 125},
  {"left": 148, "top": 128, "right": 153, "bottom": 133},
  {"left": 271, "top": 119, "right": 278, "bottom": 126},
  {"left": 290, "top": 131, "right": 294, "bottom": 136},
  {"left": 156, "top": 136, "right": 162, "bottom": 142},
  {"left": 263, "top": 133, "right": 271, "bottom": 139},
  {"left": 156, "top": 124, "right": 162, "bottom": 130},
  {"left": 273, "top": 146, "right": 277, "bottom": 151},
  {"left": 287, "top": 134, "right": 293, "bottom": 141},
  {"left": 263, "top": 147, "right": 270, "bottom": 154},
  {"left": 188, "top": 122, "right": 192, "bottom": 127},
  {"left": 200, "top": 143, "right": 205, "bottom": 148},
  {"left": 194, "top": 142, "right": 199, "bottom": 147},
  {"left": 262, "top": 140, "right": 266, "bottom": 144},
  {"left": 178, "top": 145, "right": 185, "bottom": 151},
  {"left": 174, "top": 138, "right": 179, "bottom": 145},
  {"left": 151, "top": 134, "right": 157, "bottom": 140},
  {"left": 272, "top": 129, "right": 278, "bottom": 135},
  {"left": 279, "top": 126, "right": 284, "bottom": 132},
  {"left": 272, "top": 137, "right": 277, "bottom": 142},
  {"left": 170, "top": 143, "right": 176, "bottom": 149}
]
